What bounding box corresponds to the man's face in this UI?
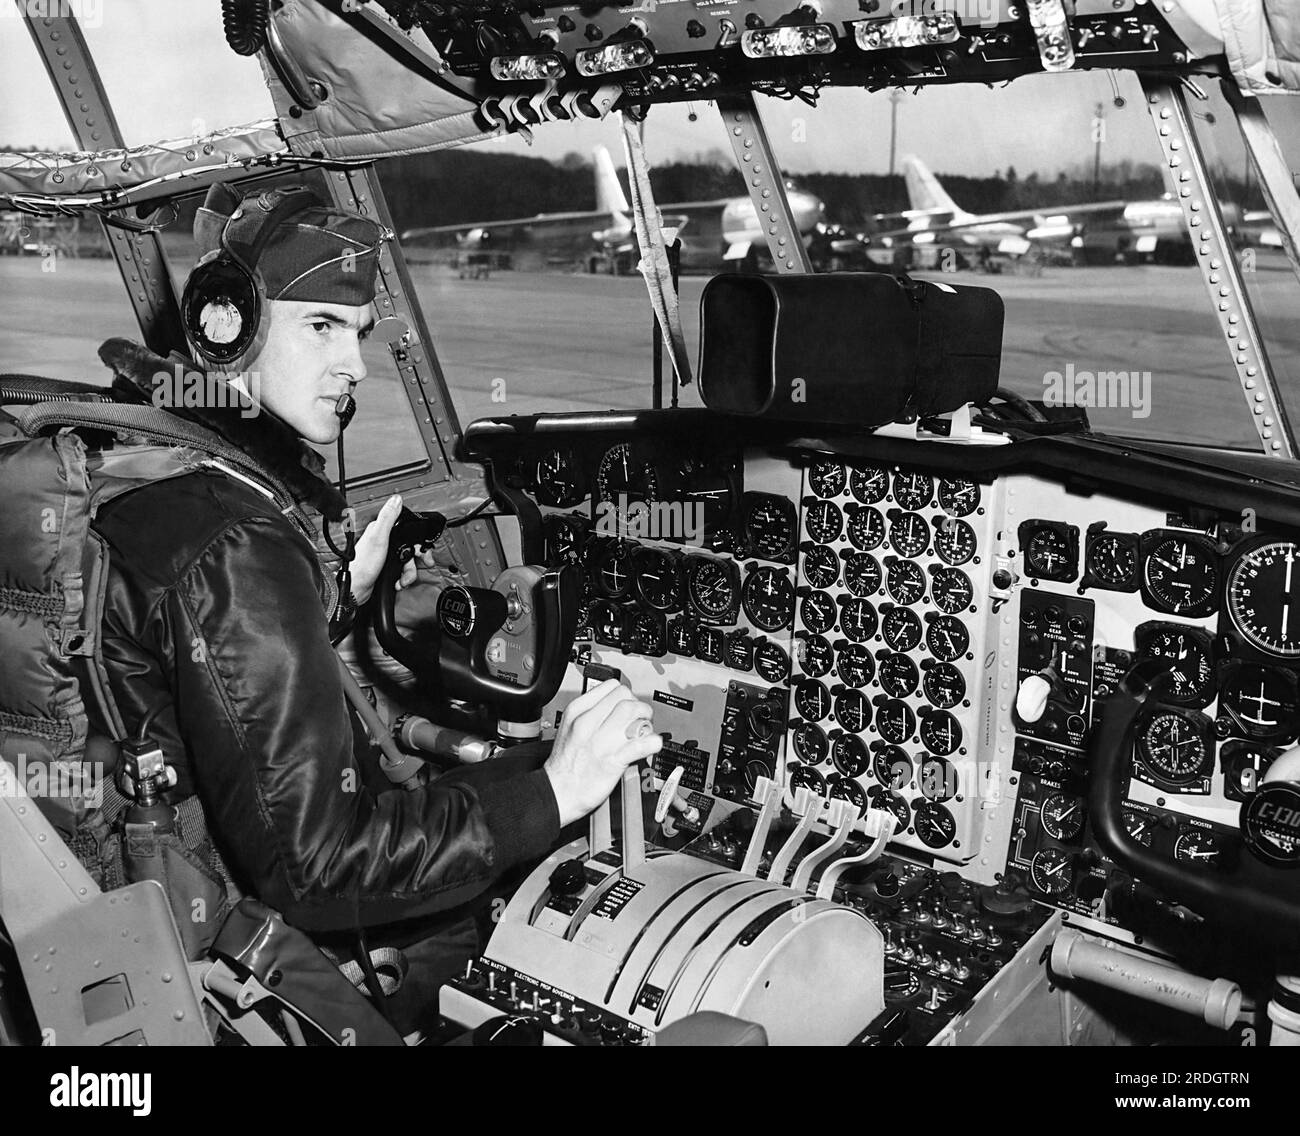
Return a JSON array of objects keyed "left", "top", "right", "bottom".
[{"left": 246, "top": 300, "right": 374, "bottom": 445}]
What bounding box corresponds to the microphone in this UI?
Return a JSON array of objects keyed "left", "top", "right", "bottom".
[{"left": 334, "top": 393, "right": 357, "bottom": 430}]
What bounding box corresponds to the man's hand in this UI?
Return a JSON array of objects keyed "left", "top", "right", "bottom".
[
  {"left": 544, "top": 679, "right": 663, "bottom": 827},
  {"left": 350, "top": 493, "right": 487, "bottom": 605}
]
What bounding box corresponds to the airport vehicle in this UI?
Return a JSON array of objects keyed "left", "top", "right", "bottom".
[{"left": 3, "top": 0, "right": 1300, "bottom": 1050}]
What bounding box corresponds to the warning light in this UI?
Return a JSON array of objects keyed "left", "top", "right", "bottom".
[
  {"left": 1026, "top": 0, "right": 1075, "bottom": 71},
  {"left": 489, "top": 53, "right": 567, "bottom": 81},
  {"left": 574, "top": 39, "right": 654, "bottom": 76},
  {"left": 740, "top": 24, "right": 837, "bottom": 58},
  {"left": 852, "top": 13, "right": 959, "bottom": 52}
]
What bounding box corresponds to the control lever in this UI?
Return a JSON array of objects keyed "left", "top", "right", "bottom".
[
  {"left": 766, "top": 788, "right": 825, "bottom": 887},
  {"left": 740, "top": 776, "right": 782, "bottom": 877},
  {"left": 816, "top": 809, "right": 898, "bottom": 899},
  {"left": 654, "top": 764, "right": 699, "bottom": 837},
  {"left": 789, "top": 798, "right": 856, "bottom": 893}
]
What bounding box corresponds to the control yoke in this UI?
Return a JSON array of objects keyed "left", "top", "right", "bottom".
[
  {"left": 372, "top": 507, "right": 580, "bottom": 716},
  {"left": 1089, "top": 658, "right": 1300, "bottom": 951}
]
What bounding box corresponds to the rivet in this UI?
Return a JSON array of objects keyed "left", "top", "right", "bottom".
[{"left": 1247, "top": 367, "right": 1258, "bottom": 377}]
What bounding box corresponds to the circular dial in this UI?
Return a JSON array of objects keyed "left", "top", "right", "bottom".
[
  {"left": 923, "top": 662, "right": 966, "bottom": 708},
  {"left": 931, "top": 567, "right": 974, "bottom": 614},
  {"left": 830, "top": 777, "right": 868, "bottom": 817},
  {"left": 883, "top": 607, "right": 923, "bottom": 652},
  {"left": 755, "top": 641, "right": 790, "bottom": 684},
  {"left": 1138, "top": 711, "right": 1214, "bottom": 787},
  {"left": 1144, "top": 536, "right": 1219, "bottom": 615},
  {"left": 1219, "top": 665, "right": 1299, "bottom": 743},
  {"left": 797, "top": 634, "right": 834, "bottom": 678},
  {"left": 633, "top": 548, "right": 679, "bottom": 611},
  {"left": 847, "top": 508, "right": 885, "bottom": 551},
  {"left": 803, "top": 544, "right": 839, "bottom": 589},
  {"left": 1123, "top": 808, "right": 1155, "bottom": 847},
  {"left": 809, "top": 461, "right": 846, "bottom": 498},
  {"left": 744, "top": 497, "right": 796, "bottom": 562},
  {"left": 914, "top": 801, "right": 956, "bottom": 848},
  {"left": 725, "top": 633, "right": 755, "bottom": 671},
  {"left": 868, "top": 786, "right": 911, "bottom": 831},
  {"left": 744, "top": 758, "right": 772, "bottom": 794},
  {"left": 1138, "top": 626, "right": 1215, "bottom": 706},
  {"left": 545, "top": 515, "right": 586, "bottom": 567},
  {"left": 850, "top": 466, "right": 889, "bottom": 505},
  {"left": 938, "top": 479, "right": 979, "bottom": 517},
  {"left": 800, "top": 590, "right": 838, "bottom": 635},
  {"left": 793, "top": 722, "right": 829, "bottom": 765},
  {"left": 889, "top": 511, "right": 929, "bottom": 558},
  {"left": 876, "top": 698, "right": 916, "bottom": 745},
  {"left": 596, "top": 443, "right": 657, "bottom": 509},
  {"left": 742, "top": 567, "right": 795, "bottom": 632},
  {"left": 934, "top": 519, "right": 977, "bottom": 566},
  {"left": 789, "top": 764, "right": 826, "bottom": 794},
  {"left": 878, "top": 652, "right": 920, "bottom": 698},
  {"left": 1227, "top": 540, "right": 1300, "bottom": 658},
  {"left": 840, "top": 598, "right": 879, "bottom": 642},
  {"left": 805, "top": 500, "right": 843, "bottom": 544},
  {"left": 1026, "top": 527, "right": 1073, "bottom": 579},
  {"left": 695, "top": 626, "right": 723, "bottom": 663},
  {"left": 1086, "top": 532, "right": 1138, "bottom": 588},
  {"left": 834, "top": 689, "right": 872, "bottom": 733},
  {"left": 1173, "top": 828, "right": 1223, "bottom": 866},
  {"left": 919, "top": 711, "right": 961, "bottom": 757},
  {"left": 831, "top": 734, "right": 871, "bottom": 778},
  {"left": 533, "top": 448, "right": 584, "bottom": 507},
  {"left": 1221, "top": 741, "right": 1277, "bottom": 798},
  {"left": 590, "top": 600, "right": 626, "bottom": 645},
  {"left": 634, "top": 612, "right": 666, "bottom": 656},
  {"left": 795, "top": 679, "right": 831, "bottom": 722},
  {"left": 595, "top": 544, "right": 634, "bottom": 599},
  {"left": 1029, "top": 848, "right": 1074, "bottom": 895},
  {"left": 836, "top": 644, "right": 875, "bottom": 687},
  {"left": 873, "top": 746, "right": 912, "bottom": 791},
  {"left": 1040, "top": 792, "right": 1085, "bottom": 842},
  {"left": 893, "top": 470, "right": 933, "bottom": 511},
  {"left": 926, "top": 615, "right": 970, "bottom": 662},
  {"left": 886, "top": 560, "right": 926, "bottom": 605},
  {"left": 668, "top": 617, "right": 696, "bottom": 656},
  {"left": 845, "top": 553, "right": 883, "bottom": 597},
  {"left": 686, "top": 558, "right": 737, "bottom": 621},
  {"left": 918, "top": 756, "right": 957, "bottom": 803}
]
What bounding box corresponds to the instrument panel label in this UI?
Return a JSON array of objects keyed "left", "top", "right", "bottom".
[
  {"left": 654, "top": 690, "right": 694, "bottom": 711},
  {"left": 590, "top": 877, "right": 644, "bottom": 920}
]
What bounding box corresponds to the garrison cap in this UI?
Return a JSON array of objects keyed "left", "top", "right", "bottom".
[{"left": 193, "top": 182, "right": 384, "bottom": 306}]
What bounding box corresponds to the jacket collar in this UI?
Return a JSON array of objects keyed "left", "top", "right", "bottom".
[{"left": 97, "top": 338, "right": 348, "bottom": 521}]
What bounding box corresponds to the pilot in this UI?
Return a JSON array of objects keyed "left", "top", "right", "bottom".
[{"left": 89, "top": 183, "right": 662, "bottom": 1030}]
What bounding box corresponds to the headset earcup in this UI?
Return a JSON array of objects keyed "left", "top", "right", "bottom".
[{"left": 181, "top": 251, "right": 265, "bottom": 367}]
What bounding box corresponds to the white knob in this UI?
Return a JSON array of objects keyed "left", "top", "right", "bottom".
[{"left": 1016, "top": 674, "right": 1053, "bottom": 723}]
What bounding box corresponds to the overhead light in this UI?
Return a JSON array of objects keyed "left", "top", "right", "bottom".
[
  {"left": 489, "top": 53, "right": 567, "bottom": 81},
  {"left": 741, "top": 24, "right": 837, "bottom": 58},
  {"left": 575, "top": 39, "right": 654, "bottom": 76},
  {"left": 1026, "top": 0, "right": 1075, "bottom": 71},
  {"left": 852, "top": 13, "right": 958, "bottom": 52}
]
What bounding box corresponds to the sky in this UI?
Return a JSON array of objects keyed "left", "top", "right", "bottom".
[{"left": 2, "top": 0, "right": 1297, "bottom": 182}]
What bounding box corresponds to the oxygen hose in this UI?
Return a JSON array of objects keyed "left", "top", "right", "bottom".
[{"left": 221, "top": 0, "right": 270, "bottom": 56}]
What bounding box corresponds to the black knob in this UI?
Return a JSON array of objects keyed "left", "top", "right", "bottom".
[
  {"left": 548, "top": 857, "right": 587, "bottom": 896},
  {"left": 557, "top": 14, "right": 575, "bottom": 31},
  {"left": 686, "top": 18, "right": 706, "bottom": 37},
  {"left": 992, "top": 568, "right": 1013, "bottom": 590},
  {"left": 874, "top": 871, "right": 901, "bottom": 898},
  {"left": 585, "top": 22, "right": 603, "bottom": 40},
  {"left": 744, "top": 12, "right": 764, "bottom": 28}
]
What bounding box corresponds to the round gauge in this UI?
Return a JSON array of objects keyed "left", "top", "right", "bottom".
[
  {"left": 836, "top": 644, "right": 875, "bottom": 687},
  {"left": 668, "top": 616, "right": 696, "bottom": 656},
  {"left": 744, "top": 496, "right": 797, "bottom": 562},
  {"left": 883, "top": 607, "right": 923, "bottom": 652},
  {"left": 1219, "top": 665, "right": 1299, "bottom": 743},
  {"left": 914, "top": 801, "right": 956, "bottom": 848},
  {"left": 803, "top": 544, "right": 840, "bottom": 589},
  {"left": 938, "top": 479, "right": 979, "bottom": 517},
  {"left": 595, "top": 545, "right": 634, "bottom": 599},
  {"left": 634, "top": 612, "right": 666, "bottom": 656},
  {"left": 1220, "top": 741, "right": 1277, "bottom": 799},
  {"left": 876, "top": 698, "right": 916, "bottom": 745},
  {"left": 1025, "top": 526, "right": 1074, "bottom": 579},
  {"left": 889, "top": 512, "right": 929, "bottom": 558},
  {"left": 1173, "top": 828, "right": 1222, "bottom": 866},
  {"left": 590, "top": 600, "right": 626, "bottom": 645},
  {"left": 923, "top": 662, "right": 966, "bottom": 708},
  {"left": 1138, "top": 711, "right": 1214, "bottom": 787},
  {"left": 1029, "top": 848, "right": 1074, "bottom": 895},
  {"left": 868, "top": 786, "right": 911, "bottom": 831},
  {"left": 878, "top": 652, "right": 920, "bottom": 698},
  {"left": 800, "top": 590, "right": 838, "bottom": 635},
  {"left": 1040, "top": 792, "right": 1085, "bottom": 842},
  {"left": 926, "top": 615, "right": 970, "bottom": 662},
  {"left": 809, "top": 461, "right": 847, "bottom": 498},
  {"left": 795, "top": 679, "right": 831, "bottom": 722},
  {"left": 545, "top": 515, "right": 586, "bottom": 567},
  {"left": 789, "top": 764, "right": 827, "bottom": 795},
  {"left": 796, "top": 634, "right": 834, "bottom": 678},
  {"left": 934, "top": 519, "right": 977, "bottom": 567},
  {"left": 805, "top": 500, "right": 843, "bottom": 544},
  {"left": 1137, "top": 625, "right": 1215, "bottom": 706},
  {"left": 841, "top": 598, "right": 879, "bottom": 642},
  {"left": 596, "top": 443, "right": 657, "bottom": 508},
  {"left": 847, "top": 507, "right": 885, "bottom": 551},
  {"left": 1143, "top": 535, "right": 1219, "bottom": 615},
  {"left": 1226, "top": 540, "right": 1300, "bottom": 658},
  {"left": 1122, "top": 808, "right": 1154, "bottom": 847},
  {"left": 724, "top": 633, "right": 755, "bottom": 671},
  {"left": 744, "top": 758, "right": 772, "bottom": 794},
  {"left": 633, "top": 547, "right": 679, "bottom": 611},
  {"left": 893, "top": 471, "right": 933, "bottom": 511},
  {"left": 918, "top": 756, "right": 957, "bottom": 803},
  {"left": 834, "top": 689, "right": 872, "bottom": 733},
  {"left": 696, "top": 626, "right": 723, "bottom": 663},
  {"left": 742, "top": 567, "right": 795, "bottom": 632},
  {"left": 686, "top": 557, "right": 737, "bottom": 621},
  {"left": 873, "top": 746, "right": 912, "bottom": 791},
  {"left": 755, "top": 641, "right": 791, "bottom": 684},
  {"left": 845, "top": 553, "right": 883, "bottom": 597},
  {"left": 830, "top": 777, "right": 868, "bottom": 817},
  {"left": 886, "top": 560, "right": 926, "bottom": 605},
  {"left": 832, "top": 734, "right": 871, "bottom": 778},
  {"left": 1086, "top": 532, "right": 1138, "bottom": 589},
  {"left": 793, "top": 722, "right": 829, "bottom": 765},
  {"left": 850, "top": 466, "right": 889, "bottom": 505},
  {"left": 931, "top": 567, "right": 973, "bottom": 614},
  {"left": 919, "top": 711, "right": 961, "bottom": 757},
  {"left": 533, "top": 448, "right": 584, "bottom": 507}
]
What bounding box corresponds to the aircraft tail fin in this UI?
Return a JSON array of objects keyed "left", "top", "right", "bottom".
[
  {"left": 594, "top": 146, "right": 631, "bottom": 217},
  {"left": 901, "top": 155, "right": 965, "bottom": 221}
]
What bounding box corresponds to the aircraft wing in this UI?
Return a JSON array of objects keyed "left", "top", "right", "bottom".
[
  {"left": 870, "top": 199, "right": 1132, "bottom": 242},
  {"left": 402, "top": 210, "right": 610, "bottom": 242}
]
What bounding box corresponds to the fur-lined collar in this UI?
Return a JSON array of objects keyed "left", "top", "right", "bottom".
[{"left": 98, "top": 338, "right": 347, "bottom": 521}]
